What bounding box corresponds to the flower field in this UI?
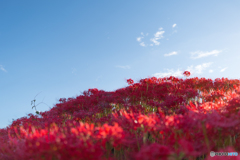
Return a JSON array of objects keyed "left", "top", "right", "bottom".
[{"left": 1, "top": 71, "right": 240, "bottom": 160}]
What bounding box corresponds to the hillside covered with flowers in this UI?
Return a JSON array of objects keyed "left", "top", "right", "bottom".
[{"left": 1, "top": 71, "right": 240, "bottom": 160}]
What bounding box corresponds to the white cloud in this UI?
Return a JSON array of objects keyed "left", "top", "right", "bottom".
[
  {"left": 153, "top": 62, "right": 213, "bottom": 78},
  {"left": 137, "top": 37, "right": 143, "bottom": 42},
  {"left": 190, "top": 50, "right": 222, "bottom": 59},
  {"left": 137, "top": 35, "right": 145, "bottom": 46},
  {"left": 140, "top": 32, "right": 148, "bottom": 36},
  {"left": 194, "top": 62, "right": 213, "bottom": 74},
  {"left": 140, "top": 42, "right": 146, "bottom": 47},
  {"left": 137, "top": 32, "right": 147, "bottom": 46},
  {"left": 220, "top": 67, "right": 227, "bottom": 72},
  {"left": 154, "top": 29, "right": 164, "bottom": 38},
  {"left": 153, "top": 68, "right": 184, "bottom": 78},
  {"left": 164, "top": 51, "right": 177, "bottom": 57},
  {"left": 209, "top": 70, "right": 214, "bottom": 73},
  {"left": 0, "top": 65, "right": 7, "bottom": 72},
  {"left": 150, "top": 38, "right": 160, "bottom": 46},
  {"left": 115, "top": 65, "right": 131, "bottom": 69},
  {"left": 150, "top": 28, "right": 165, "bottom": 46},
  {"left": 172, "top": 24, "right": 177, "bottom": 28}
]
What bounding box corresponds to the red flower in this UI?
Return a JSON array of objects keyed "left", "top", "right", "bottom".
[
  {"left": 135, "top": 143, "right": 172, "bottom": 160},
  {"left": 127, "top": 78, "right": 134, "bottom": 85},
  {"left": 183, "top": 71, "right": 191, "bottom": 77}
]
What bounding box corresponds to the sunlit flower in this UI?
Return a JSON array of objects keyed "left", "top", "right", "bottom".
[
  {"left": 127, "top": 78, "right": 134, "bottom": 85},
  {"left": 183, "top": 71, "right": 191, "bottom": 77}
]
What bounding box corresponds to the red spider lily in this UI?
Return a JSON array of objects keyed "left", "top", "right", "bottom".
[
  {"left": 135, "top": 143, "right": 172, "bottom": 160},
  {"left": 183, "top": 71, "right": 191, "bottom": 77},
  {"left": 127, "top": 78, "right": 134, "bottom": 85},
  {"left": 88, "top": 88, "right": 99, "bottom": 95},
  {"left": 177, "top": 138, "right": 201, "bottom": 157},
  {"left": 1, "top": 75, "right": 240, "bottom": 160}
]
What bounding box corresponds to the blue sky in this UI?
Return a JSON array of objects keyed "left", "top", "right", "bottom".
[{"left": 1, "top": 0, "right": 240, "bottom": 128}]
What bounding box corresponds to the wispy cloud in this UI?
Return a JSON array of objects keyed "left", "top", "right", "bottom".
[
  {"left": 150, "top": 28, "right": 165, "bottom": 46},
  {"left": 136, "top": 37, "right": 143, "bottom": 42},
  {"left": 140, "top": 32, "right": 148, "bottom": 36},
  {"left": 115, "top": 65, "right": 131, "bottom": 69},
  {"left": 194, "top": 63, "right": 213, "bottom": 74},
  {"left": 0, "top": 65, "right": 7, "bottom": 72},
  {"left": 190, "top": 50, "right": 222, "bottom": 59},
  {"left": 153, "top": 68, "right": 184, "bottom": 78},
  {"left": 209, "top": 70, "right": 214, "bottom": 73},
  {"left": 164, "top": 51, "right": 177, "bottom": 57},
  {"left": 169, "top": 23, "right": 177, "bottom": 36},
  {"left": 187, "top": 62, "right": 213, "bottom": 74},
  {"left": 153, "top": 62, "right": 213, "bottom": 78},
  {"left": 140, "top": 42, "right": 146, "bottom": 47},
  {"left": 220, "top": 67, "right": 227, "bottom": 72},
  {"left": 136, "top": 32, "right": 150, "bottom": 46},
  {"left": 136, "top": 32, "right": 146, "bottom": 46}
]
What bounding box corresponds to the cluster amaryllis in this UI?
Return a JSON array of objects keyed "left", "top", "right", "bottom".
[
  {"left": 183, "top": 71, "right": 191, "bottom": 77},
  {"left": 1, "top": 71, "right": 240, "bottom": 160}
]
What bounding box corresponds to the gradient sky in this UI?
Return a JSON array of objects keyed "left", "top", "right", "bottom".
[{"left": 1, "top": 0, "right": 240, "bottom": 129}]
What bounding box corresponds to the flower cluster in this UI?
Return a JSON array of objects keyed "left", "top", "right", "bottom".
[
  {"left": 183, "top": 71, "right": 191, "bottom": 77},
  {"left": 1, "top": 71, "right": 240, "bottom": 159}
]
